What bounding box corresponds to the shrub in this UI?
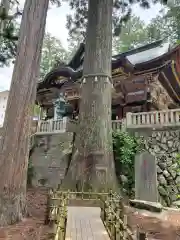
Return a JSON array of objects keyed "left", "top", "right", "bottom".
[{"left": 113, "top": 130, "right": 144, "bottom": 197}]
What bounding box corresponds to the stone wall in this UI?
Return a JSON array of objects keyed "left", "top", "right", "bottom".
[
  {"left": 30, "top": 133, "right": 73, "bottom": 188},
  {"left": 144, "top": 130, "right": 180, "bottom": 206}
]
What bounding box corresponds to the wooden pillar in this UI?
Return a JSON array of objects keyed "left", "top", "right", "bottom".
[
  {"left": 39, "top": 106, "right": 43, "bottom": 120},
  {"left": 115, "top": 105, "right": 123, "bottom": 120},
  {"left": 137, "top": 231, "right": 147, "bottom": 240},
  {"left": 146, "top": 86, "right": 152, "bottom": 112}
]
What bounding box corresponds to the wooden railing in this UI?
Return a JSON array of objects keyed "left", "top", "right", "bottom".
[
  {"left": 101, "top": 197, "right": 133, "bottom": 239},
  {"left": 46, "top": 190, "right": 68, "bottom": 239},
  {"left": 101, "top": 193, "right": 147, "bottom": 240},
  {"left": 46, "top": 190, "right": 109, "bottom": 240},
  {"left": 126, "top": 108, "right": 180, "bottom": 128},
  {"left": 46, "top": 189, "right": 147, "bottom": 240}
]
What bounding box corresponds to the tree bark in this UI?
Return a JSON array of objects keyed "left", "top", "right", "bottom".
[
  {"left": 62, "top": 0, "right": 117, "bottom": 192},
  {"left": 0, "top": 0, "right": 49, "bottom": 226}
]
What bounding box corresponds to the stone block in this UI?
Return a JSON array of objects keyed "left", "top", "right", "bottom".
[
  {"left": 30, "top": 132, "right": 73, "bottom": 188},
  {"left": 135, "top": 151, "right": 158, "bottom": 202},
  {"left": 129, "top": 199, "right": 162, "bottom": 212}
]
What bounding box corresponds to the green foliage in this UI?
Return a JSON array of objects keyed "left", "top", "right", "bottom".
[
  {"left": 0, "top": 0, "right": 62, "bottom": 66},
  {"left": 113, "top": 15, "right": 149, "bottom": 53},
  {"left": 67, "top": 31, "right": 84, "bottom": 58},
  {"left": 146, "top": 0, "right": 180, "bottom": 44},
  {"left": 0, "top": 2, "right": 20, "bottom": 66},
  {"left": 113, "top": 130, "right": 144, "bottom": 196},
  {"left": 163, "top": 0, "right": 180, "bottom": 42},
  {"left": 0, "top": 0, "right": 171, "bottom": 66},
  {"left": 33, "top": 104, "right": 41, "bottom": 117},
  {"left": 112, "top": 13, "right": 169, "bottom": 54},
  {"left": 64, "top": 0, "right": 167, "bottom": 40},
  {"left": 176, "top": 153, "right": 180, "bottom": 163},
  {"left": 64, "top": 0, "right": 132, "bottom": 38},
  {"left": 40, "top": 32, "right": 69, "bottom": 80},
  {"left": 175, "top": 153, "right": 180, "bottom": 200}
]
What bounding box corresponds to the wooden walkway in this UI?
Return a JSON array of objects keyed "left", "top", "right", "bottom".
[{"left": 65, "top": 207, "right": 110, "bottom": 240}]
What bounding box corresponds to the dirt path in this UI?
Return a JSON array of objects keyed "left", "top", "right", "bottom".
[
  {"left": 126, "top": 206, "right": 180, "bottom": 239},
  {"left": 0, "top": 188, "right": 51, "bottom": 240}
]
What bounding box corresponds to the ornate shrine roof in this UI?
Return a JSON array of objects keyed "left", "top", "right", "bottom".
[{"left": 37, "top": 39, "right": 180, "bottom": 105}]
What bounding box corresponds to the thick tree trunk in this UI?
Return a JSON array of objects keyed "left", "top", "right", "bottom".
[
  {"left": 63, "top": 0, "right": 117, "bottom": 192},
  {"left": 0, "top": 0, "right": 49, "bottom": 226}
]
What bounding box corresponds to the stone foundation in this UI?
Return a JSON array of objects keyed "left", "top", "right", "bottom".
[
  {"left": 144, "top": 130, "right": 180, "bottom": 206},
  {"left": 30, "top": 133, "right": 73, "bottom": 188}
]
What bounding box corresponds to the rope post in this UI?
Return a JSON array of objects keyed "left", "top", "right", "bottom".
[
  {"left": 109, "top": 210, "right": 113, "bottom": 237},
  {"left": 137, "top": 230, "right": 147, "bottom": 240},
  {"left": 100, "top": 198, "right": 105, "bottom": 221},
  {"left": 112, "top": 201, "right": 118, "bottom": 240},
  {"left": 108, "top": 189, "right": 113, "bottom": 201},
  {"left": 119, "top": 199, "right": 125, "bottom": 239},
  {"left": 44, "top": 191, "right": 50, "bottom": 225},
  {"left": 115, "top": 200, "right": 120, "bottom": 239},
  {"left": 123, "top": 214, "right": 128, "bottom": 240},
  {"left": 106, "top": 201, "right": 111, "bottom": 230}
]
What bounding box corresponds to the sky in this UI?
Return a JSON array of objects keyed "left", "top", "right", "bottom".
[{"left": 0, "top": 1, "right": 162, "bottom": 92}]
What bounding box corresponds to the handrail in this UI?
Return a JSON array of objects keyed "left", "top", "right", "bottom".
[
  {"left": 46, "top": 189, "right": 147, "bottom": 240},
  {"left": 46, "top": 190, "right": 147, "bottom": 239},
  {"left": 100, "top": 194, "right": 135, "bottom": 240},
  {"left": 126, "top": 108, "right": 180, "bottom": 128},
  {"left": 36, "top": 119, "right": 123, "bottom": 133},
  {"left": 36, "top": 119, "right": 69, "bottom": 133},
  {"left": 33, "top": 108, "right": 180, "bottom": 134},
  {"left": 47, "top": 190, "right": 68, "bottom": 240}
]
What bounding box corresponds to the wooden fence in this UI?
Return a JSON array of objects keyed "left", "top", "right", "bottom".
[
  {"left": 46, "top": 190, "right": 68, "bottom": 239},
  {"left": 46, "top": 190, "right": 147, "bottom": 240},
  {"left": 101, "top": 193, "right": 147, "bottom": 240}
]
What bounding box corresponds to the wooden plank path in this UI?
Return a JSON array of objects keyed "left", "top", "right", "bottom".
[{"left": 65, "top": 207, "right": 110, "bottom": 240}]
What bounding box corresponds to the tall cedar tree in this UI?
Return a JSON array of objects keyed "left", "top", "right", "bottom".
[
  {"left": 62, "top": 0, "right": 167, "bottom": 191},
  {"left": 0, "top": 0, "right": 49, "bottom": 226},
  {"left": 62, "top": 0, "right": 117, "bottom": 191}
]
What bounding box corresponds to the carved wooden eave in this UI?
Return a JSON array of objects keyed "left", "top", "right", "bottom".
[
  {"left": 150, "top": 75, "right": 174, "bottom": 110},
  {"left": 158, "top": 60, "right": 180, "bottom": 104},
  {"left": 36, "top": 87, "right": 61, "bottom": 107}
]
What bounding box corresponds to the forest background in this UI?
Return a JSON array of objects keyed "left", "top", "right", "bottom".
[{"left": 0, "top": 0, "right": 180, "bottom": 91}]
